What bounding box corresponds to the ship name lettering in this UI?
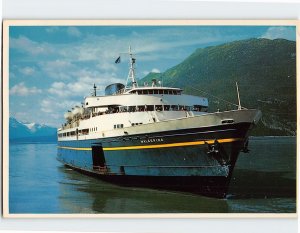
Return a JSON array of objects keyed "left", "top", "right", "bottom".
[{"left": 140, "top": 138, "right": 164, "bottom": 144}]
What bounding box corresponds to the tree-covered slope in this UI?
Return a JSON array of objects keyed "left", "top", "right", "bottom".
[{"left": 141, "top": 38, "right": 296, "bottom": 136}]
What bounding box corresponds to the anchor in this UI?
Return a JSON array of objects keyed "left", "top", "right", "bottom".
[
  {"left": 205, "top": 139, "right": 220, "bottom": 155},
  {"left": 205, "top": 139, "right": 228, "bottom": 166}
]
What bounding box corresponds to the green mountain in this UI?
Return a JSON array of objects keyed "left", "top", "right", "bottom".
[{"left": 140, "top": 38, "right": 296, "bottom": 136}]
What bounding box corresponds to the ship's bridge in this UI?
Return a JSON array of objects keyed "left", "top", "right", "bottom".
[{"left": 84, "top": 85, "right": 208, "bottom": 114}]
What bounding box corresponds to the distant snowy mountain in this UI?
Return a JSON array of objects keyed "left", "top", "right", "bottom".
[{"left": 9, "top": 117, "right": 57, "bottom": 142}]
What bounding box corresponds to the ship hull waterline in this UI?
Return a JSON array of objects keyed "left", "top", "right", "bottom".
[{"left": 57, "top": 110, "right": 260, "bottom": 198}]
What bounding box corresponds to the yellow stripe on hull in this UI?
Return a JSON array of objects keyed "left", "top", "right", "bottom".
[{"left": 57, "top": 138, "right": 242, "bottom": 151}]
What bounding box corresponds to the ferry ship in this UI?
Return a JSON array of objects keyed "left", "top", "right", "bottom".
[{"left": 57, "top": 47, "right": 262, "bottom": 198}]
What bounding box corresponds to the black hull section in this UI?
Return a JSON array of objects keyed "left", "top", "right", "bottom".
[{"left": 65, "top": 164, "right": 230, "bottom": 198}]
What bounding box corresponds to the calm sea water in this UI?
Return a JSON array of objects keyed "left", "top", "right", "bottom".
[{"left": 9, "top": 137, "right": 296, "bottom": 214}]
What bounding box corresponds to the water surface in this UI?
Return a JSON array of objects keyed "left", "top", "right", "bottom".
[{"left": 9, "top": 137, "right": 296, "bottom": 213}]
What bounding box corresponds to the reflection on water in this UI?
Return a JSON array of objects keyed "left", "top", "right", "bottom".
[
  {"left": 9, "top": 137, "right": 296, "bottom": 214},
  {"left": 58, "top": 166, "right": 228, "bottom": 213}
]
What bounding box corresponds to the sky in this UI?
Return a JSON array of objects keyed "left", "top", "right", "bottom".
[{"left": 8, "top": 25, "right": 296, "bottom": 127}]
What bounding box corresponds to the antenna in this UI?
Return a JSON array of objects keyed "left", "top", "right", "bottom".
[
  {"left": 126, "top": 46, "right": 138, "bottom": 89},
  {"left": 236, "top": 82, "right": 242, "bottom": 110}
]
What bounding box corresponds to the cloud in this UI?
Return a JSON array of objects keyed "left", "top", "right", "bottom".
[
  {"left": 38, "top": 60, "right": 74, "bottom": 80},
  {"left": 40, "top": 97, "right": 78, "bottom": 113},
  {"left": 45, "top": 27, "right": 60, "bottom": 34},
  {"left": 67, "top": 27, "right": 81, "bottom": 37},
  {"left": 142, "top": 68, "right": 161, "bottom": 76},
  {"left": 261, "top": 26, "right": 296, "bottom": 41},
  {"left": 10, "top": 82, "right": 42, "bottom": 96},
  {"left": 47, "top": 71, "right": 123, "bottom": 99},
  {"left": 142, "top": 70, "right": 149, "bottom": 76},
  {"left": 10, "top": 36, "right": 54, "bottom": 55},
  {"left": 151, "top": 68, "right": 160, "bottom": 73},
  {"left": 19, "top": 66, "right": 35, "bottom": 76}
]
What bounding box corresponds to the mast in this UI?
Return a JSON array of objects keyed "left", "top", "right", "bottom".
[
  {"left": 236, "top": 82, "right": 242, "bottom": 110},
  {"left": 93, "top": 83, "right": 97, "bottom": 96},
  {"left": 126, "top": 46, "right": 138, "bottom": 89}
]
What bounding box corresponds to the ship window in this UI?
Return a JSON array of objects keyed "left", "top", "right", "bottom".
[
  {"left": 138, "top": 105, "right": 145, "bottom": 111},
  {"left": 142, "top": 90, "right": 148, "bottom": 94},
  {"left": 146, "top": 105, "right": 154, "bottom": 111},
  {"left": 179, "top": 105, "right": 185, "bottom": 111},
  {"left": 128, "top": 106, "right": 136, "bottom": 112},
  {"left": 86, "top": 102, "right": 88, "bottom": 105},
  {"left": 159, "top": 90, "right": 163, "bottom": 94},
  {"left": 154, "top": 90, "right": 158, "bottom": 94},
  {"left": 116, "top": 124, "right": 124, "bottom": 128},
  {"left": 222, "top": 119, "right": 234, "bottom": 124},
  {"left": 63, "top": 133, "right": 66, "bottom": 137},
  {"left": 168, "top": 90, "right": 173, "bottom": 95},
  {"left": 193, "top": 105, "right": 208, "bottom": 112},
  {"left": 137, "top": 91, "right": 142, "bottom": 95},
  {"left": 114, "top": 125, "right": 116, "bottom": 129},
  {"left": 131, "top": 123, "right": 135, "bottom": 126},
  {"left": 82, "top": 128, "right": 89, "bottom": 135},
  {"left": 155, "top": 105, "right": 163, "bottom": 111},
  {"left": 149, "top": 90, "right": 153, "bottom": 94},
  {"left": 171, "top": 105, "right": 179, "bottom": 111},
  {"left": 164, "top": 105, "right": 170, "bottom": 111},
  {"left": 120, "top": 106, "right": 127, "bottom": 112}
]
